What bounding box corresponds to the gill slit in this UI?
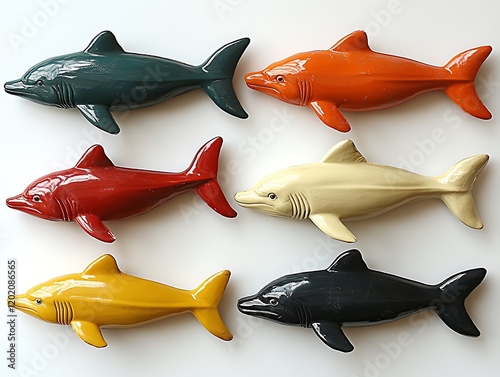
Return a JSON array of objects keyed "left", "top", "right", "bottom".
[
  {"left": 54, "top": 198, "right": 68, "bottom": 221},
  {"left": 288, "top": 193, "right": 311, "bottom": 220},
  {"left": 54, "top": 300, "right": 74, "bottom": 325},
  {"left": 52, "top": 82, "right": 75, "bottom": 109},
  {"left": 298, "top": 79, "right": 312, "bottom": 106},
  {"left": 55, "top": 197, "right": 76, "bottom": 221},
  {"left": 295, "top": 303, "right": 311, "bottom": 328},
  {"left": 51, "top": 85, "right": 62, "bottom": 108}
]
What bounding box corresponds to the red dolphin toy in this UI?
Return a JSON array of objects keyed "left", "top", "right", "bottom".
[
  {"left": 6, "top": 137, "right": 237, "bottom": 242},
  {"left": 245, "top": 30, "right": 492, "bottom": 132}
]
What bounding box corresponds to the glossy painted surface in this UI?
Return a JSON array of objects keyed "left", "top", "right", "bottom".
[
  {"left": 238, "top": 249, "right": 486, "bottom": 352},
  {"left": 4, "top": 31, "right": 250, "bottom": 134},
  {"left": 11, "top": 254, "right": 232, "bottom": 347},
  {"left": 235, "top": 139, "right": 487, "bottom": 242},
  {"left": 245, "top": 30, "right": 492, "bottom": 131},
  {"left": 6, "top": 137, "right": 236, "bottom": 242}
]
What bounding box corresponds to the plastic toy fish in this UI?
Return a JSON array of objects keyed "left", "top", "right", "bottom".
[
  {"left": 244, "top": 30, "right": 492, "bottom": 131},
  {"left": 11, "top": 254, "right": 232, "bottom": 347},
  {"left": 6, "top": 137, "right": 236, "bottom": 242},
  {"left": 4, "top": 31, "right": 250, "bottom": 134},
  {"left": 235, "top": 139, "right": 487, "bottom": 242},
  {"left": 238, "top": 249, "right": 486, "bottom": 352}
]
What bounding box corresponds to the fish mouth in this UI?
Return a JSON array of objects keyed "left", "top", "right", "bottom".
[
  {"left": 237, "top": 297, "right": 280, "bottom": 318},
  {"left": 246, "top": 83, "right": 281, "bottom": 96},
  {"left": 6, "top": 195, "right": 43, "bottom": 217}
]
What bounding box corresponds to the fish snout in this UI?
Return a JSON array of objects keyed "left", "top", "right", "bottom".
[
  {"left": 244, "top": 71, "right": 284, "bottom": 99},
  {"left": 6, "top": 194, "right": 28, "bottom": 210},
  {"left": 4, "top": 79, "right": 27, "bottom": 95},
  {"left": 9, "top": 294, "right": 29, "bottom": 310},
  {"left": 234, "top": 190, "right": 286, "bottom": 217},
  {"left": 234, "top": 190, "right": 258, "bottom": 206},
  {"left": 237, "top": 296, "right": 281, "bottom": 319},
  {"left": 9, "top": 294, "right": 42, "bottom": 319},
  {"left": 237, "top": 296, "right": 265, "bottom": 313},
  {"left": 6, "top": 194, "right": 43, "bottom": 217},
  {"left": 244, "top": 71, "right": 267, "bottom": 87}
]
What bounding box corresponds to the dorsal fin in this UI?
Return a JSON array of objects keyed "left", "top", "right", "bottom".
[
  {"left": 75, "top": 145, "right": 115, "bottom": 169},
  {"left": 329, "top": 30, "right": 371, "bottom": 53},
  {"left": 327, "top": 250, "right": 368, "bottom": 272},
  {"left": 84, "top": 31, "right": 125, "bottom": 54},
  {"left": 321, "top": 140, "right": 366, "bottom": 164},
  {"left": 82, "top": 254, "right": 121, "bottom": 276}
]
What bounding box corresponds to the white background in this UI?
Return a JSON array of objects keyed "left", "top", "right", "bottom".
[{"left": 1, "top": 0, "right": 499, "bottom": 376}]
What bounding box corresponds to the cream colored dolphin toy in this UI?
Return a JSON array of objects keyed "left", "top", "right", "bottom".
[
  {"left": 11, "top": 254, "right": 232, "bottom": 347},
  {"left": 235, "top": 140, "right": 488, "bottom": 242}
]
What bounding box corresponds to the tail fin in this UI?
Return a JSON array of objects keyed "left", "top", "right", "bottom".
[
  {"left": 199, "top": 38, "right": 250, "bottom": 119},
  {"left": 436, "top": 268, "right": 486, "bottom": 337},
  {"left": 187, "top": 137, "right": 237, "bottom": 218},
  {"left": 191, "top": 270, "right": 233, "bottom": 341},
  {"left": 439, "top": 154, "right": 488, "bottom": 229},
  {"left": 444, "top": 46, "right": 492, "bottom": 119}
]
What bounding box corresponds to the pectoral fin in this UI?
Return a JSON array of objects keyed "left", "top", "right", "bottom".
[
  {"left": 75, "top": 214, "right": 116, "bottom": 243},
  {"left": 308, "top": 101, "right": 350, "bottom": 132},
  {"left": 312, "top": 322, "right": 353, "bottom": 352},
  {"left": 71, "top": 321, "right": 107, "bottom": 348},
  {"left": 77, "top": 104, "right": 120, "bottom": 134},
  {"left": 310, "top": 214, "right": 356, "bottom": 243}
]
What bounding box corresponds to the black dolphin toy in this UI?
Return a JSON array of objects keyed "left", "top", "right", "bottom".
[
  {"left": 4, "top": 31, "right": 250, "bottom": 134},
  {"left": 237, "top": 250, "right": 485, "bottom": 352}
]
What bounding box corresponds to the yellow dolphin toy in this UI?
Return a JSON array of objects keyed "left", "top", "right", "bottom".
[{"left": 11, "top": 254, "right": 232, "bottom": 347}]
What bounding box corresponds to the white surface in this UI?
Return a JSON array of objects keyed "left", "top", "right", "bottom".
[{"left": 1, "top": 0, "right": 499, "bottom": 376}]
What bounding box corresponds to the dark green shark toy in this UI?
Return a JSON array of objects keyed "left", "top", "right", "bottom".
[{"left": 4, "top": 31, "right": 250, "bottom": 134}]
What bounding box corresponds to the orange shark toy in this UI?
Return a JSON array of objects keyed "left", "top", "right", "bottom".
[{"left": 245, "top": 30, "right": 492, "bottom": 131}]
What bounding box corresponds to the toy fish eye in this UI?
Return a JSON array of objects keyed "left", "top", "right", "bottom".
[
  {"left": 35, "top": 299, "right": 43, "bottom": 305},
  {"left": 33, "top": 195, "right": 41, "bottom": 202},
  {"left": 35, "top": 80, "right": 44, "bottom": 87},
  {"left": 276, "top": 75, "right": 285, "bottom": 83},
  {"left": 268, "top": 193, "right": 277, "bottom": 200},
  {"left": 269, "top": 298, "right": 278, "bottom": 306}
]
